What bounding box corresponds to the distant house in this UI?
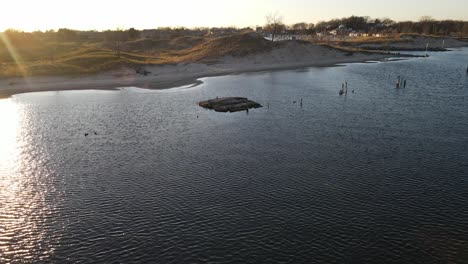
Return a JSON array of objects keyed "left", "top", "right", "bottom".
[
  {"left": 349, "top": 31, "right": 369, "bottom": 38},
  {"left": 367, "top": 20, "right": 377, "bottom": 28},
  {"left": 329, "top": 25, "right": 350, "bottom": 36}
]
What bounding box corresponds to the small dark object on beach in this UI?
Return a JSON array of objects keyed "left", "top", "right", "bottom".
[
  {"left": 94, "top": 132, "right": 98, "bottom": 135},
  {"left": 199, "top": 97, "right": 262, "bottom": 113},
  {"left": 85, "top": 133, "right": 89, "bottom": 137},
  {"left": 136, "top": 67, "right": 151, "bottom": 76}
]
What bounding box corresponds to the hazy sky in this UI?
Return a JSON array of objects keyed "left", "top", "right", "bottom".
[{"left": 1, "top": 0, "right": 467, "bottom": 31}]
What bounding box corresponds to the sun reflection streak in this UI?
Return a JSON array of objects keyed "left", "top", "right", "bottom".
[
  {"left": 0, "top": 98, "right": 58, "bottom": 262},
  {"left": 0, "top": 98, "right": 22, "bottom": 262},
  {"left": 0, "top": 99, "right": 20, "bottom": 174}
]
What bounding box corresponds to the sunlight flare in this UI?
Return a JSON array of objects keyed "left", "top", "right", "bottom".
[{"left": 0, "top": 33, "right": 27, "bottom": 77}]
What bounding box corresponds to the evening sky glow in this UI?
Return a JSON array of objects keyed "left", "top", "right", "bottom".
[{"left": 1, "top": 0, "right": 467, "bottom": 31}]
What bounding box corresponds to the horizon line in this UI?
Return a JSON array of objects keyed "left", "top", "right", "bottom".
[{"left": 2, "top": 16, "right": 468, "bottom": 33}]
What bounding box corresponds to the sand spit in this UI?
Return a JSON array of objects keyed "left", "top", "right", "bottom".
[{"left": 0, "top": 41, "right": 411, "bottom": 99}]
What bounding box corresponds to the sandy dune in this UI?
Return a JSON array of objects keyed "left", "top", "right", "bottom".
[{"left": 0, "top": 42, "right": 401, "bottom": 99}]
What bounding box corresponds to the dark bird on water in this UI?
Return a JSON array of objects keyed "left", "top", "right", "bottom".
[{"left": 85, "top": 133, "right": 89, "bottom": 137}]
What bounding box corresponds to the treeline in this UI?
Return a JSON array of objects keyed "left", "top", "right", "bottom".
[
  {"left": 0, "top": 27, "right": 225, "bottom": 46},
  {"left": 313, "top": 16, "right": 468, "bottom": 36},
  {"left": 264, "top": 15, "right": 468, "bottom": 36},
  {"left": 314, "top": 16, "right": 393, "bottom": 32},
  {"left": 395, "top": 19, "right": 468, "bottom": 35},
  {"left": 2, "top": 16, "right": 468, "bottom": 45},
  {"left": 0, "top": 28, "right": 144, "bottom": 44},
  {"left": 103, "top": 28, "right": 140, "bottom": 42}
]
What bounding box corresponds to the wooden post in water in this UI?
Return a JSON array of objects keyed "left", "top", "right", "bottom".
[
  {"left": 300, "top": 98, "right": 303, "bottom": 108},
  {"left": 345, "top": 82, "right": 348, "bottom": 95}
]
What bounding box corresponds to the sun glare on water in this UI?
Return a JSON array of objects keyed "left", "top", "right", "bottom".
[
  {"left": 0, "top": 99, "right": 51, "bottom": 261},
  {"left": 0, "top": 97, "right": 61, "bottom": 262},
  {"left": 0, "top": 99, "right": 20, "bottom": 173}
]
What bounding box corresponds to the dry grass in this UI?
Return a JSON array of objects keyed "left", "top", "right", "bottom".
[
  {"left": 0, "top": 33, "right": 273, "bottom": 78},
  {"left": 345, "top": 35, "right": 404, "bottom": 44}
]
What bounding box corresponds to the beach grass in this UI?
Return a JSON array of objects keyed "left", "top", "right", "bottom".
[{"left": 0, "top": 33, "right": 276, "bottom": 78}]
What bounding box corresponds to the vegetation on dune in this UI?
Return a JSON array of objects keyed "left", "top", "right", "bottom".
[
  {"left": 175, "top": 33, "right": 275, "bottom": 61},
  {"left": 108, "top": 36, "right": 208, "bottom": 53},
  {"left": 0, "top": 45, "right": 160, "bottom": 77},
  {"left": 0, "top": 31, "right": 274, "bottom": 78}
]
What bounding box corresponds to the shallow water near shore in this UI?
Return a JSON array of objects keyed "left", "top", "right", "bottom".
[{"left": 1, "top": 48, "right": 468, "bottom": 263}]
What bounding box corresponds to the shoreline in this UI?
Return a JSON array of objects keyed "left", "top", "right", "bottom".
[{"left": 0, "top": 49, "right": 415, "bottom": 99}]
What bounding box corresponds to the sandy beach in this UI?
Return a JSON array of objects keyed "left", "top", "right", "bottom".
[{"left": 0, "top": 42, "right": 410, "bottom": 99}]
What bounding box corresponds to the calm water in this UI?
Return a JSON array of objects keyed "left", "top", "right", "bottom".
[{"left": 1, "top": 49, "right": 468, "bottom": 263}]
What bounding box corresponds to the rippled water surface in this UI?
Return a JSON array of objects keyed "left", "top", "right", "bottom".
[{"left": 1, "top": 49, "right": 468, "bottom": 263}]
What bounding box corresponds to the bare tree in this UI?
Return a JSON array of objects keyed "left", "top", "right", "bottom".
[
  {"left": 419, "top": 16, "right": 436, "bottom": 35},
  {"left": 419, "top": 16, "right": 435, "bottom": 22},
  {"left": 463, "top": 23, "right": 468, "bottom": 37},
  {"left": 292, "top": 22, "right": 308, "bottom": 35},
  {"left": 265, "top": 12, "right": 284, "bottom": 42},
  {"left": 381, "top": 17, "right": 395, "bottom": 27}
]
